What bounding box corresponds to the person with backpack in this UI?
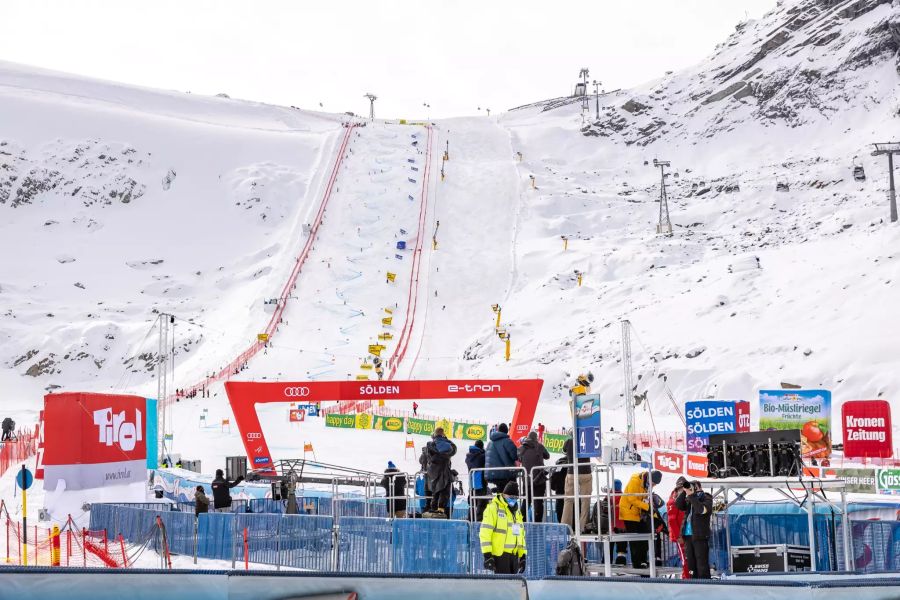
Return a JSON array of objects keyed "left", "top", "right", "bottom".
[
  {"left": 556, "top": 538, "right": 585, "bottom": 576},
  {"left": 619, "top": 470, "right": 662, "bottom": 568},
  {"left": 194, "top": 485, "right": 209, "bottom": 516},
  {"left": 549, "top": 456, "right": 568, "bottom": 523},
  {"left": 667, "top": 475, "right": 690, "bottom": 578},
  {"left": 211, "top": 469, "right": 244, "bottom": 512},
  {"left": 517, "top": 431, "right": 550, "bottom": 522},
  {"left": 480, "top": 481, "right": 527, "bottom": 574},
  {"left": 485, "top": 423, "right": 518, "bottom": 493},
  {"left": 465, "top": 440, "right": 489, "bottom": 521},
  {"left": 380, "top": 461, "right": 408, "bottom": 518},
  {"left": 423, "top": 428, "right": 457, "bottom": 518}
]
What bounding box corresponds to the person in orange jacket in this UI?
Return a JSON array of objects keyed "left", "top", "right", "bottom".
[{"left": 667, "top": 476, "right": 690, "bottom": 579}]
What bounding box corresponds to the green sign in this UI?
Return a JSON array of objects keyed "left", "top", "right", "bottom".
[
  {"left": 544, "top": 433, "right": 567, "bottom": 454},
  {"left": 877, "top": 468, "right": 900, "bottom": 492},
  {"left": 452, "top": 422, "right": 488, "bottom": 441},
  {"left": 406, "top": 417, "right": 437, "bottom": 436},
  {"left": 831, "top": 468, "right": 877, "bottom": 494},
  {"left": 373, "top": 415, "right": 405, "bottom": 432},
  {"left": 325, "top": 413, "right": 356, "bottom": 429}
]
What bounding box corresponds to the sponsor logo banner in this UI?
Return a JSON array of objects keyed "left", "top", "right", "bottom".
[
  {"left": 842, "top": 400, "right": 892, "bottom": 459},
  {"left": 822, "top": 468, "right": 877, "bottom": 494},
  {"left": 373, "top": 415, "right": 405, "bottom": 432},
  {"left": 877, "top": 468, "right": 900, "bottom": 493},
  {"left": 544, "top": 433, "right": 567, "bottom": 454},
  {"left": 288, "top": 409, "right": 306, "bottom": 422},
  {"left": 760, "top": 390, "right": 832, "bottom": 459},
  {"left": 654, "top": 450, "right": 685, "bottom": 474},
  {"left": 455, "top": 422, "right": 488, "bottom": 442},
  {"left": 325, "top": 413, "right": 357, "bottom": 428},
  {"left": 686, "top": 453, "right": 708, "bottom": 478},
  {"left": 406, "top": 417, "right": 437, "bottom": 437},
  {"left": 685, "top": 400, "right": 739, "bottom": 453},
  {"left": 354, "top": 413, "right": 372, "bottom": 430}
]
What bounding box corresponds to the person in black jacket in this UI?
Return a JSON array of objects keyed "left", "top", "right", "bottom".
[
  {"left": 211, "top": 469, "right": 244, "bottom": 512},
  {"left": 380, "top": 461, "right": 408, "bottom": 518},
  {"left": 549, "top": 457, "right": 568, "bottom": 523},
  {"left": 194, "top": 485, "right": 210, "bottom": 516},
  {"left": 517, "top": 431, "right": 550, "bottom": 522},
  {"left": 465, "top": 440, "right": 489, "bottom": 521},
  {"left": 561, "top": 435, "right": 592, "bottom": 531},
  {"left": 675, "top": 480, "right": 713, "bottom": 579},
  {"left": 485, "top": 423, "right": 518, "bottom": 493},
  {"left": 423, "top": 428, "right": 457, "bottom": 518}
]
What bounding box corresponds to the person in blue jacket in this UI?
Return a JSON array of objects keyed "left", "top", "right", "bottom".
[
  {"left": 466, "top": 440, "right": 488, "bottom": 521},
  {"left": 485, "top": 423, "right": 518, "bottom": 494}
]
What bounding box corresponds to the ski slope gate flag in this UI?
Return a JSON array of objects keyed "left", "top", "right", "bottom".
[
  {"left": 685, "top": 400, "right": 750, "bottom": 453},
  {"left": 42, "top": 392, "right": 150, "bottom": 491},
  {"left": 842, "top": 400, "right": 892, "bottom": 459}
]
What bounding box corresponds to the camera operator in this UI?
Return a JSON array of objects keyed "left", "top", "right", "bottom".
[{"left": 675, "top": 480, "right": 713, "bottom": 579}]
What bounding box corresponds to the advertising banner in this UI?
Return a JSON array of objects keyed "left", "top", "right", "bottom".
[
  {"left": 686, "top": 453, "right": 708, "bottom": 478},
  {"left": 42, "top": 392, "right": 149, "bottom": 491},
  {"left": 354, "top": 413, "right": 372, "bottom": 430},
  {"left": 406, "top": 417, "right": 437, "bottom": 437},
  {"left": 759, "top": 390, "right": 832, "bottom": 459},
  {"left": 325, "top": 414, "right": 356, "bottom": 428},
  {"left": 685, "top": 400, "right": 742, "bottom": 453},
  {"left": 543, "top": 433, "right": 567, "bottom": 454},
  {"left": 373, "top": 415, "right": 405, "bottom": 432},
  {"left": 574, "top": 394, "right": 601, "bottom": 458},
  {"left": 296, "top": 403, "right": 319, "bottom": 417},
  {"left": 877, "top": 468, "right": 900, "bottom": 494},
  {"left": 842, "top": 400, "right": 892, "bottom": 459},
  {"left": 289, "top": 409, "right": 306, "bottom": 422},
  {"left": 654, "top": 450, "right": 685, "bottom": 474},
  {"left": 735, "top": 401, "right": 751, "bottom": 433},
  {"left": 452, "top": 422, "right": 488, "bottom": 442},
  {"left": 822, "top": 468, "right": 877, "bottom": 494}
]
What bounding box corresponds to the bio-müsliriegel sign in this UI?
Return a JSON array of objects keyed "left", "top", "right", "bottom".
[{"left": 759, "top": 390, "right": 832, "bottom": 459}]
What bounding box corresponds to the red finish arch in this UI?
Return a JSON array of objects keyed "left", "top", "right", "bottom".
[{"left": 225, "top": 379, "right": 543, "bottom": 471}]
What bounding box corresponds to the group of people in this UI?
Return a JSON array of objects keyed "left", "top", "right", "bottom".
[{"left": 192, "top": 469, "right": 245, "bottom": 516}]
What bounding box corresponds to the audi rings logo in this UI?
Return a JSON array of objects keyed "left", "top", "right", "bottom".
[
  {"left": 246, "top": 432, "right": 262, "bottom": 440},
  {"left": 284, "top": 387, "right": 311, "bottom": 398}
]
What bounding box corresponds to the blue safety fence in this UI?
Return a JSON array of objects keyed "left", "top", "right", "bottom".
[
  {"left": 393, "top": 518, "right": 469, "bottom": 574},
  {"left": 197, "top": 512, "right": 235, "bottom": 561},
  {"left": 158, "top": 510, "right": 196, "bottom": 556},
  {"left": 235, "top": 513, "right": 281, "bottom": 565},
  {"left": 337, "top": 517, "right": 393, "bottom": 572},
  {"left": 469, "top": 522, "right": 570, "bottom": 578},
  {"left": 279, "top": 515, "right": 334, "bottom": 570}
]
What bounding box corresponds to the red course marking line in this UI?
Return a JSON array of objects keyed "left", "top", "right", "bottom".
[
  {"left": 168, "top": 125, "right": 355, "bottom": 404},
  {"left": 387, "top": 125, "right": 433, "bottom": 381}
]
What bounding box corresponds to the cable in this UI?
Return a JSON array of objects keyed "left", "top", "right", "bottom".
[{"left": 114, "top": 316, "right": 160, "bottom": 392}]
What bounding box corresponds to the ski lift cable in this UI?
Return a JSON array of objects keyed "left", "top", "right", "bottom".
[
  {"left": 114, "top": 316, "right": 162, "bottom": 393},
  {"left": 628, "top": 324, "right": 686, "bottom": 426}
]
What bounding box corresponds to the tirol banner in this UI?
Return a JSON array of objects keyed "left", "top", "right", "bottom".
[
  {"left": 759, "top": 389, "right": 832, "bottom": 460},
  {"left": 841, "top": 400, "right": 892, "bottom": 459},
  {"left": 325, "top": 413, "right": 356, "bottom": 428},
  {"left": 543, "top": 433, "right": 567, "bottom": 454},
  {"left": 373, "top": 415, "right": 405, "bottom": 432},
  {"left": 42, "top": 392, "right": 150, "bottom": 492},
  {"left": 406, "top": 417, "right": 437, "bottom": 437}
]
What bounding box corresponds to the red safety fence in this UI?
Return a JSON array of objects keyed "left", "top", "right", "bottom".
[
  {"left": 0, "top": 506, "right": 125, "bottom": 568},
  {"left": 0, "top": 428, "right": 37, "bottom": 476},
  {"left": 166, "top": 125, "right": 356, "bottom": 405}
]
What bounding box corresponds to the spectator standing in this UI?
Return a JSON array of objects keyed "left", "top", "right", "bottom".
[
  {"left": 560, "top": 435, "right": 591, "bottom": 532},
  {"left": 211, "top": 469, "right": 244, "bottom": 512},
  {"left": 517, "top": 431, "right": 550, "bottom": 522},
  {"left": 485, "top": 423, "right": 518, "bottom": 493},
  {"left": 465, "top": 440, "right": 489, "bottom": 521},
  {"left": 675, "top": 480, "right": 713, "bottom": 579},
  {"left": 380, "top": 461, "right": 408, "bottom": 518}
]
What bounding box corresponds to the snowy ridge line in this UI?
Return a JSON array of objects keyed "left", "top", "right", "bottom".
[
  {"left": 387, "top": 125, "right": 434, "bottom": 381},
  {"left": 166, "top": 125, "right": 356, "bottom": 404}
]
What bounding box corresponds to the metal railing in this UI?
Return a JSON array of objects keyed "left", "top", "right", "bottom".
[{"left": 467, "top": 466, "right": 528, "bottom": 521}]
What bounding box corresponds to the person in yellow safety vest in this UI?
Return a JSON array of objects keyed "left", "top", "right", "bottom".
[{"left": 480, "top": 481, "right": 527, "bottom": 574}]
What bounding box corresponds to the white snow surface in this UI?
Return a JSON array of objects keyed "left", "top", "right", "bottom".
[{"left": 1, "top": 0, "right": 900, "bottom": 508}]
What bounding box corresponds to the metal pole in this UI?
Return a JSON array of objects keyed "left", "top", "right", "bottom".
[
  {"left": 648, "top": 475, "right": 657, "bottom": 578},
  {"left": 571, "top": 398, "right": 582, "bottom": 541},
  {"left": 806, "top": 487, "right": 817, "bottom": 572},
  {"left": 889, "top": 153, "right": 897, "bottom": 223},
  {"left": 841, "top": 488, "right": 852, "bottom": 571},
  {"left": 603, "top": 465, "right": 613, "bottom": 577},
  {"left": 724, "top": 486, "right": 731, "bottom": 574}
]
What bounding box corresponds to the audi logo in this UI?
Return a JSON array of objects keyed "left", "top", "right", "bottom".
[
  {"left": 246, "top": 433, "right": 262, "bottom": 440},
  {"left": 284, "top": 387, "right": 310, "bottom": 398}
]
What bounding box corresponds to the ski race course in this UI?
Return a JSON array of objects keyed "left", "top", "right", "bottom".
[{"left": 2, "top": 0, "right": 900, "bottom": 597}]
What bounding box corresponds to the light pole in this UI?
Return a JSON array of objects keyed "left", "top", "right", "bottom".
[
  {"left": 364, "top": 93, "right": 377, "bottom": 120},
  {"left": 873, "top": 142, "right": 900, "bottom": 222},
  {"left": 578, "top": 68, "right": 590, "bottom": 113},
  {"left": 592, "top": 80, "right": 602, "bottom": 120}
]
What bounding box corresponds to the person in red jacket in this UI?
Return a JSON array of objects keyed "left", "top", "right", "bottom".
[{"left": 666, "top": 476, "right": 690, "bottom": 579}]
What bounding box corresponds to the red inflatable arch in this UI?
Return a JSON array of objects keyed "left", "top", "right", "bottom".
[{"left": 225, "top": 379, "right": 544, "bottom": 472}]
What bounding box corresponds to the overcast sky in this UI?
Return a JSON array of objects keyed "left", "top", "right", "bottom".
[{"left": 1, "top": 0, "right": 777, "bottom": 119}]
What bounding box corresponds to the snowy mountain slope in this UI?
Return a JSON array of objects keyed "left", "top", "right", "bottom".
[
  {"left": 0, "top": 61, "right": 343, "bottom": 421},
  {"left": 2, "top": 0, "right": 900, "bottom": 478}
]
